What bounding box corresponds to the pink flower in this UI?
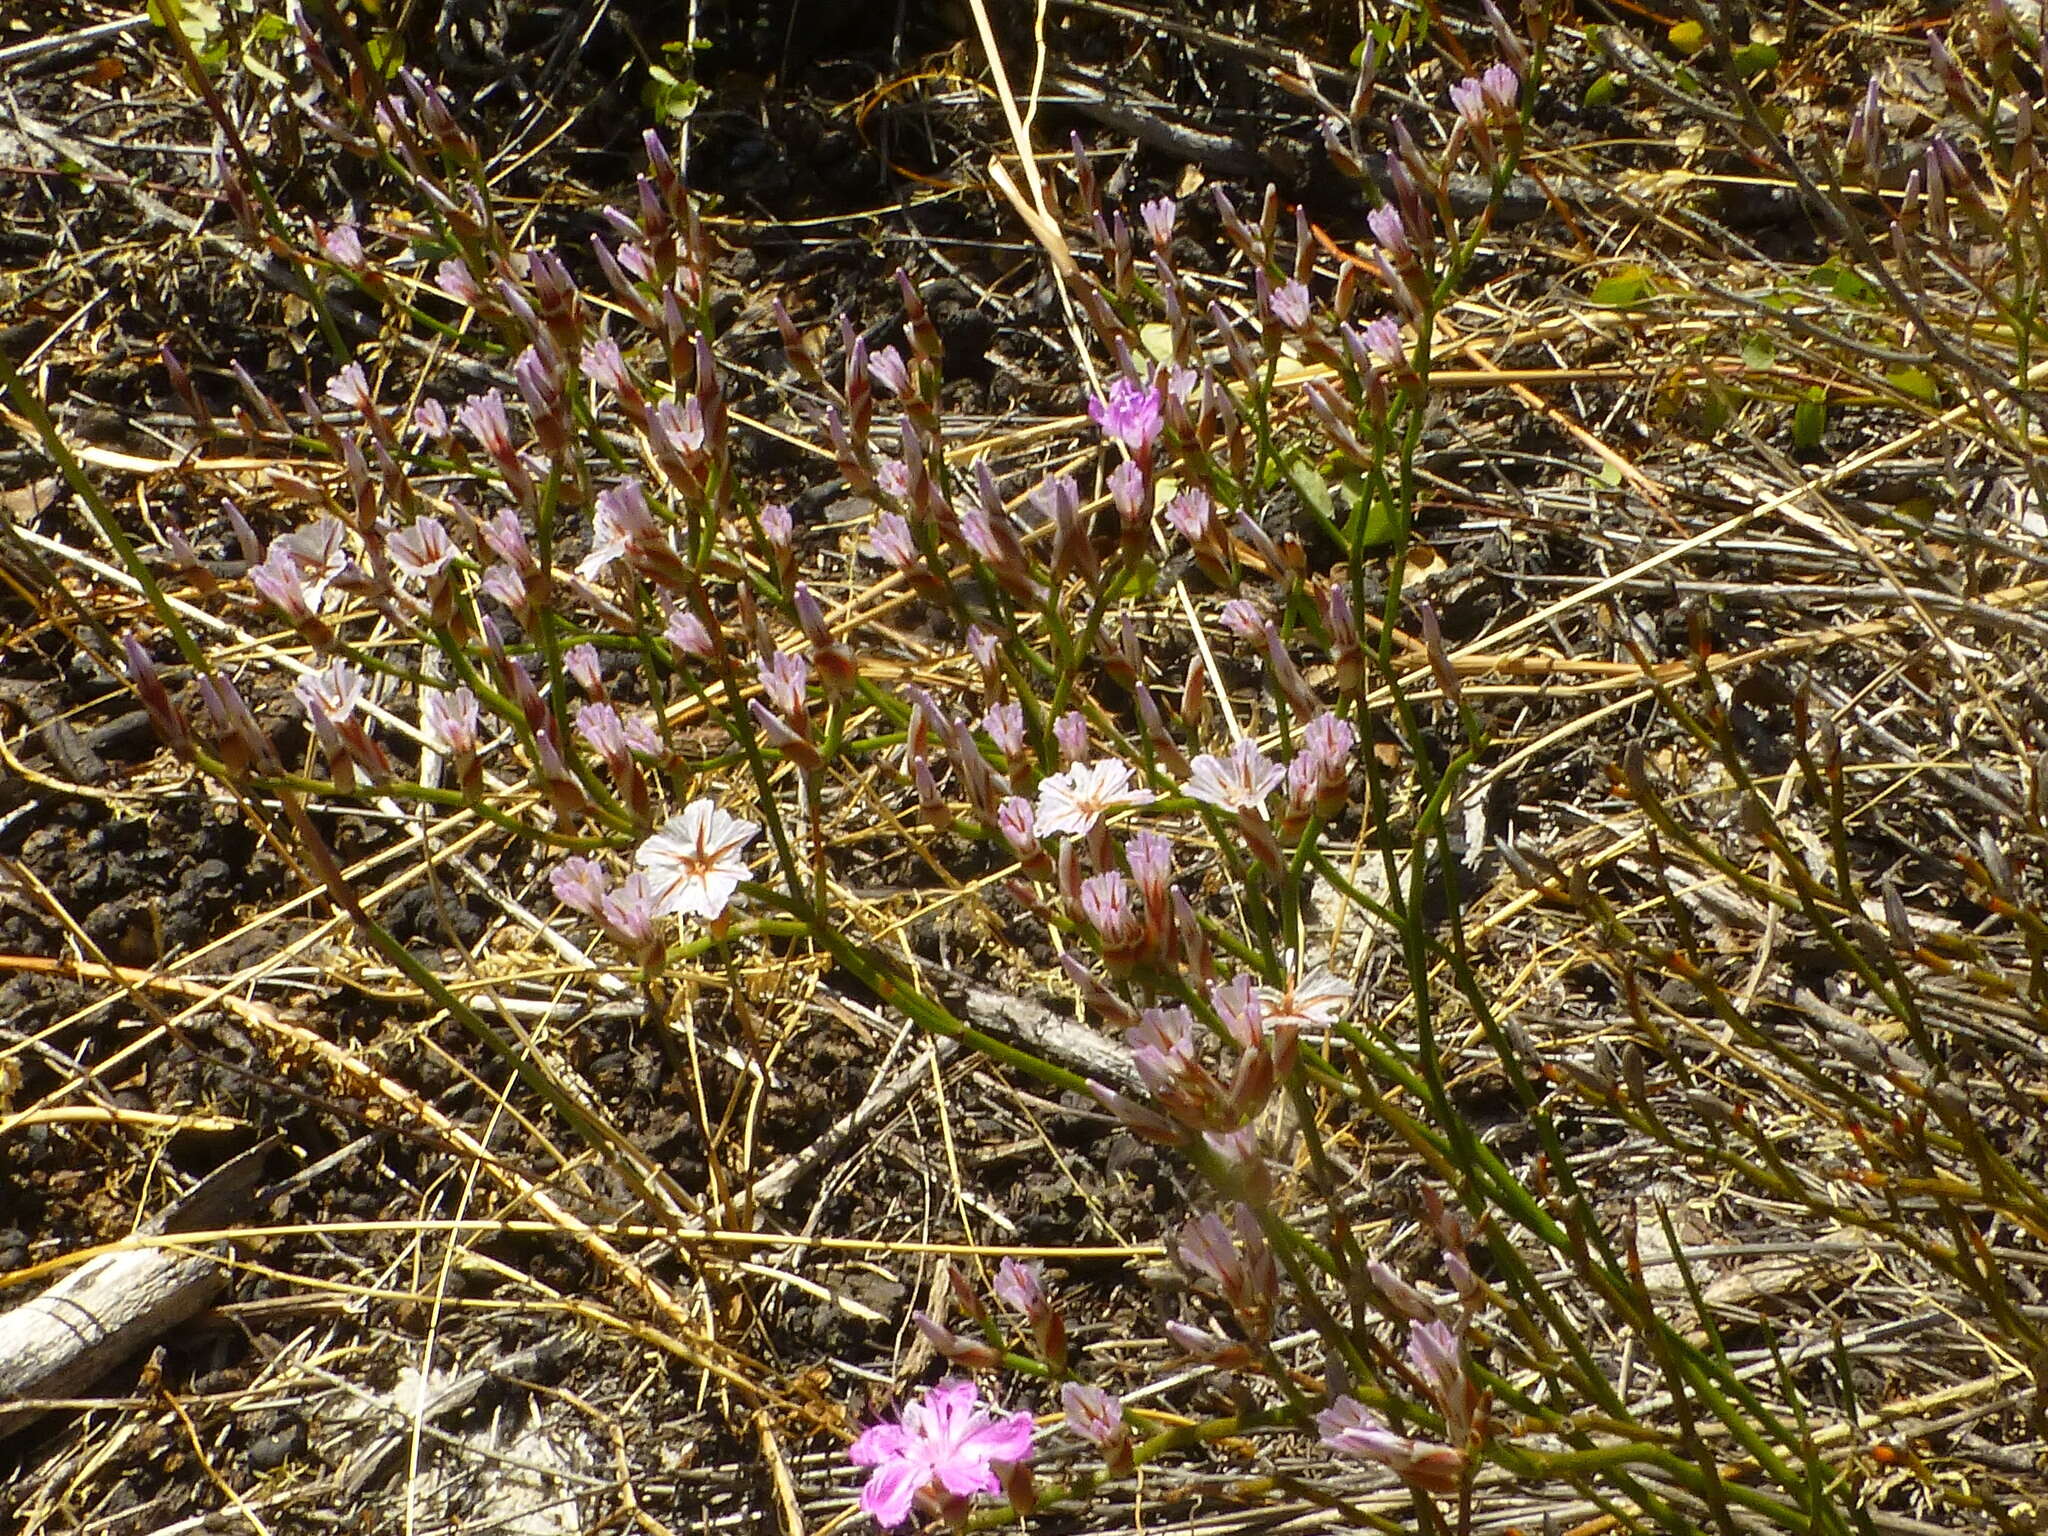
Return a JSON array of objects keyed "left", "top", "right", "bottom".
[
  {"left": 664, "top": 607, "right": 715, "bottom": 659},
  {"left": 982, "top": 702, "right": 1026, "bottom": 760},
  {"left": 1368, "top": 204, "right": 1411, "bottom": 263},
  {"left": 1360, "top": 314, "right": 1408, "bottom": 367},
  {"left": 866, "top": 344, "right": 911, "bottom": 396},
  {"left": 420, "top": 684, "right": 480, "bottom": 757},
  {"left": 848, "top": 1379, "right": 1035, "bottom": 1530},
  {"left": 582, "top": 478, "right": 659, "bottom": 580},
  {"left": 1034, "top": 759, "right": 1155, "bottom": 839},
  {"left": 1138, "top": 195, "right": 1177, "bottom": 247},
  {"left": 1479, "top": 61, "right": 1519, "bottom": 117},
  {"left": 635, "top": 799, "right": 760, "bottom": 922},
  {"left": 320, "top": 223, "right": 366, "bottom": 270},
  {"left": 866, "top": 511, "right": 920, "bottom": 574},
  {"left": 1317, "top": 1396, "right": 1466, "bottom": 1493},
  {"left": 757, "top": 651, "right": 811, "bottom": 718},
  {"left": 1449, "top": 75, "right": 1488, "bottom": 128},
  {"left": 1164, "top": 488, "right": 1216, "bottom": 543},
  {"left": 1060, "top": 1381, "right": 1129, "bottom": 1462},
  {"left": 1261, "top": 953, "right": 1350, "bottom": 1033},
  {"left": 437, "top": 256, "right": 482, "bottom": 307},
  {"left": 563, "top": 643, "right": 604, "bottom": 694},
  {"left": 1269, "top": 280, "right": 1312, "bottom": 330},
  {"left": 1087, "top": 376, "right": 1163, "bottom": 453},
  {"left": 550, "top": 855, "right": 610, "bottom": 917},
  {"left": 294, "top": 660, "right": 365, "bottom": 724},
  {"left": 325, "top": 363, "right": 375, "bottom": 416}
]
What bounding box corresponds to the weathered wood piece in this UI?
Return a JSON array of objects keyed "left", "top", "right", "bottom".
[{"left": 0, "top": 1141, "right": 270, "bottom": 1436}]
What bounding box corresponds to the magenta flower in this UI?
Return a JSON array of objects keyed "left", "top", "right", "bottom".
[
  {"left": 1087, "top": 376, "right": 1163, "bottom": 454},
  {"left": 848, "top": 1379, "right": 1034, "bottom": 1530}
]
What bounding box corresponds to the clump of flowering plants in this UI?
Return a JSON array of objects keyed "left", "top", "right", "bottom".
[{"left": 12, "top": 2, "right": 2046, "bottom": 1532}]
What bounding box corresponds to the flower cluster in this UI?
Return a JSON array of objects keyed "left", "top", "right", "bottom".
[{"left": 111, "top": 27, "right": 1571, "bottom": 1536}]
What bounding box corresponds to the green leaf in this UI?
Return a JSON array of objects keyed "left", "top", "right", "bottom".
[
  {"left": 1740, "top": 332, "right": 1776, "bottom": 370},
  {"left": 1283, "top": 451, "right": 1336, "bottom": 522},
  {"left": 1137, "top": 323, "right": 1175, "bottom": 366},
  {"left": 241, "top": 50, "right": 285, "bottom": 86},
  {"left": 148, "top": 0, "right": 223, "bottom": 53},
  {"left": 1583, "top": 72, "right": 1626, "bottom": 110},
  {"left": 1692, "top": 381, "right": 1732, "bottom": 434},
  {"left": 1792, "top": 387, "right": 1827, "bottom": 449},
  {"left": 1883, "top": 367, "right": 1939, "bottom": 405},
  {"left": 363, "top": 26, "right": 404, "bottom": 74},
  {"left": 1589, "top": 265, "right": 1660, "bottom": 308},
  {"left": 644, "top": 62, "right": 703, "bottom": 126},
  {"left": 1813, "top": 260, "right": 1880, "bottom": 306},
  {"left": 1352, "top": 494, "right": 1401, "bottom": 548},
  {"left": 1730, "top": 41, "right": 1779, "bottom": 77},
  {"left": 1667, "top": 20, "right": 1708, "bottom": 56}
]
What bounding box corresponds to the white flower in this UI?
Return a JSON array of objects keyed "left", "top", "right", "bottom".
[
  {"left": 1034, "top": 759, "right": 1156, "bottom": 839},
  {"left": 635, "top": 799, "right": 761, "bottom": 921},
  {"left": 294, "top": 659, "right": 366, "bottom": 724},
  {"left": 1181, "top": 737, "right": 1284, "bottom": 814},
  {"left": 1262, "top": 951, "right": 1350, "bottom": 1032}
]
